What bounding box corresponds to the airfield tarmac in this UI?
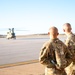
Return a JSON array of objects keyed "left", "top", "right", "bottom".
[
  {"left": 0, "top": 34, "right": 66, "bottom": 66},
  {"left": 0, "top": 35, "right": 48, "bottom": 66}
]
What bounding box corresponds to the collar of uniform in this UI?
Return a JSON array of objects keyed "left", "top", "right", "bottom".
[
  {"left": 49, "top": 38, "right": 59, "bottom": 42},
  {"left": 66, "top": 32, "right": 73, "bottom": 37}
]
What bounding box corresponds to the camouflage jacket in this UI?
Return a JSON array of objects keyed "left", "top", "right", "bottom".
[
  {"left": 65, "top": 33, "right": 75, "bottom": 61},
  {"left": 39, "top": 38, "right": 70, "bottom": 69}
]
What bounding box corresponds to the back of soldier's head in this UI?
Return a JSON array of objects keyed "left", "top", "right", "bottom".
[
  {"left": 48, "top": 26, "right": 59, "bottom": 38},
  {"left": 63, "top": 23, "right": 72, "bottom": 33}
]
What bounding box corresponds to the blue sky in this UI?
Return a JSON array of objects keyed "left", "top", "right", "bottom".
[{"left": 0, "top": 0, "right": 75, "bottom": 35}]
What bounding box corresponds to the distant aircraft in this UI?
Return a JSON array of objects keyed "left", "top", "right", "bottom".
[
  {"left": 0, "top": 28, "right": 29, "bottom": 39},
  {"left": 6, "top": 28, "right": 16, "bottom": 39}
]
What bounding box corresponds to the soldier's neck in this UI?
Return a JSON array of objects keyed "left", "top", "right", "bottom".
[
  {"left": 65, "top": 32, "right": 72, "bottom": 36},
  {"left": 50, "top": 36, "right": 57, "bottom": 39}
]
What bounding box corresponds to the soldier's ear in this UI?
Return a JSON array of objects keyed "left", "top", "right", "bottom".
[
  {"left": 63, "top": 29, "right": 65, "bottom": 32},
  {"left": 57, "top": 33, "right": 59, "bottom": 35},
  {"left": 48, "top": 32, "right": 50, "bottom": 35}
]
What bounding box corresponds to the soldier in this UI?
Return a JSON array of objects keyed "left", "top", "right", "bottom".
[
  {"left": 63, "top": 23, "right": 75, "bottom": 75},
  {"left": 39, "top": 26, "right": 71, "bottom": 75}
]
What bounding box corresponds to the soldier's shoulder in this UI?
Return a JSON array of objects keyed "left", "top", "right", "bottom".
[
  {"left": 69, "top": 33, "right": 75, "bottom": 39},
  {"left": 71, "top": 33, "right": 75, "bottom": 36},
  {"left": 72, "top": 34, "right": 75, "bottom": 39},
  {"left": 57, "top": 39, "right": 66, "bottom": 46},
  {"left": 43, "top": 40, "right": 50, "bottom": 45},
  {"left": 67, "top": 34, "right": 75, "bottom": 42},
  {"left": 42, "top": 40, "right": 52, "bottom": 47},
  {"left": 57, "top": 39, "right": 64, "bottom": 43}
]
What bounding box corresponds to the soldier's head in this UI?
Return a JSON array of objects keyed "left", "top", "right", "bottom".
[
  {"left": 48, "top": 26, "right": 59, "bottom": 39},
  {"left": 63, "top": 23, "right": 72, "bottom": 33}
]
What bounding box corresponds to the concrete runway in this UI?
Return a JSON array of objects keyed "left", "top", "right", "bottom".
[
  {"left": 0, "top": 37, "right": 48, "bottom": 65},
  {"left": 0, "top": 35, "right": 66, "bottom": 66}
]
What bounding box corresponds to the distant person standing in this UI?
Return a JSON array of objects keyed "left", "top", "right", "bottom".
[
  {"left": 11, "top": 28, "right": 15, "bottom": 37},
  {"left": 39, "top": 26, "right": 71, "bottom": 75},
  {"left": 12, "top": 28, "right": 14, "bottom": 33},
  {"left": 63, "top": 23, "right": 75, "bottom": 75}
]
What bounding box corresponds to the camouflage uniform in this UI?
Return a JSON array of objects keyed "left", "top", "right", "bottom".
[
  {"left": 39, "top": 38, "right": 70, "bottom": 75},
  {"left": 65, "top": 33, "right": 75, "bottom": 75}
]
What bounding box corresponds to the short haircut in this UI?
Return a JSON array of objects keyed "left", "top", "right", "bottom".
[{"left": 64, "top": 23, "right": 71, "bottom": 27}]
